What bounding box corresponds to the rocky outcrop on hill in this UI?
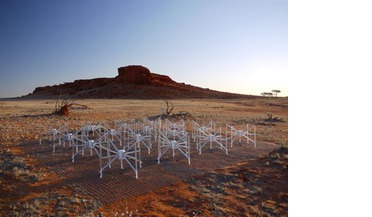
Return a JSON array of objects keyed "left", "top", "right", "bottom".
[
  {"left": 29, "top": 65, "right": 249, "bottom": 99},
  {"left": 151, "top": 73, "right": 174, "bottom": 84},
  {"left": 116, "top": 65, "right": 176, "bottom": 85},
  {"left": 117, "top": 65, "right": 152, "bottom": 84}
]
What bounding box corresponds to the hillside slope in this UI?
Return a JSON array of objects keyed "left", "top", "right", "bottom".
[{"left": 26, "top": 65, "right": 253, "bottom": 99}]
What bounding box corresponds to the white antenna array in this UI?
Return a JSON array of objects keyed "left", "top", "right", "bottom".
[
  {"left": 39, "top": 118, "right": 257, "bottom": 179},
  {"left": 192, "top": 121, "right": 228, "bottom": 155},
  {"left": 47, "top": 124, "right": 69, "bottom": 152},
  {"left": 157, "top": 119, "right": 190, "bottom": 164},
  {"left": 226, "top": 124, "right": 256, "bottom": 148}
]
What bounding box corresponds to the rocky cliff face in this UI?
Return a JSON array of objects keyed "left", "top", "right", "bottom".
[
  {"left": 29, "top": 65, "right": 247, "bottom": 99},
  {"left": 117, "top": 65, "right": 152, "bottom": 84}
]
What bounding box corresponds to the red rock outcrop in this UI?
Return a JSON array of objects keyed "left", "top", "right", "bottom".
[
  {"left": 117, "top": 65, "right": 151, "bottom": 84},
  {"left": 150, "top": 73, "right": 174, "bottom": 83}
]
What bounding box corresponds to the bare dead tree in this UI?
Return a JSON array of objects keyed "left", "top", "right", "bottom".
[
  {"left": 161, "top": 99, "right": 174, "bottom": 117},
  {"left": 265, "top": 112, "right": 284, "bottom": 122},
  {"left": 53, "top": 97, "right": 74, "bottom": 116}
]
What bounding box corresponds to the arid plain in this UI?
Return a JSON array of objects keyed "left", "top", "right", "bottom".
[{"left": 0, "top": 97, "right": 287, "bottom": 216}]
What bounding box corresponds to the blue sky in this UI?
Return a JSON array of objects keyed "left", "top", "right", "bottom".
[{"left": 0, "top": 0, "right": 287, "bottom": 98}]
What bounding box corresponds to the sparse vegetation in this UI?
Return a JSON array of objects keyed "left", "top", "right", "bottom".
[
  {"left": 53, "top": 97, "right": 73, "bottom": 115},
  {"left": 265, "top": 112, "right": 284, "bottom": 122},
  {"left": 0, "top": 97, "right": 287, "bottom": 216},
  {"left": 0, "top": 149, "right": 42, "bottom": 183},
  {"left": 272, "top": 89, "right": 281, "bottom": 97},
  {"left": 261, "top": 92, "right": 273, "bottom": 97},
  {"left": 53, "top": 97, "right": 89, "bottom": 116},
  {"left": 6, "top": 192, "right": 100, "bottom": 216},
  {"left": 261, "top": 89, "right": 281, "bottom": 97}
]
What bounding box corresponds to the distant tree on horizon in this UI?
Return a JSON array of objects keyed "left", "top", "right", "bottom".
[
  {"left": 261, "top": 92, "right": 273, "bottom": 97},
  {"left": 272, "top": 90, "right": 281, "bottom": 97}
]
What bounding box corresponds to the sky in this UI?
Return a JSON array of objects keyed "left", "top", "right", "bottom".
[{"left": 0, "top": 0, "right": 287, "bottom": 98}]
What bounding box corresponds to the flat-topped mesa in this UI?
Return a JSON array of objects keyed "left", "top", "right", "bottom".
[
  {"left": 116, "top": 65, "right": 175, "bottom": 85},
  {"left": 28, "top": 64, "right": 249, "bottom": 99},
  {"left": 117, "top": 65, "right": 152, "bottom": 84}
]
